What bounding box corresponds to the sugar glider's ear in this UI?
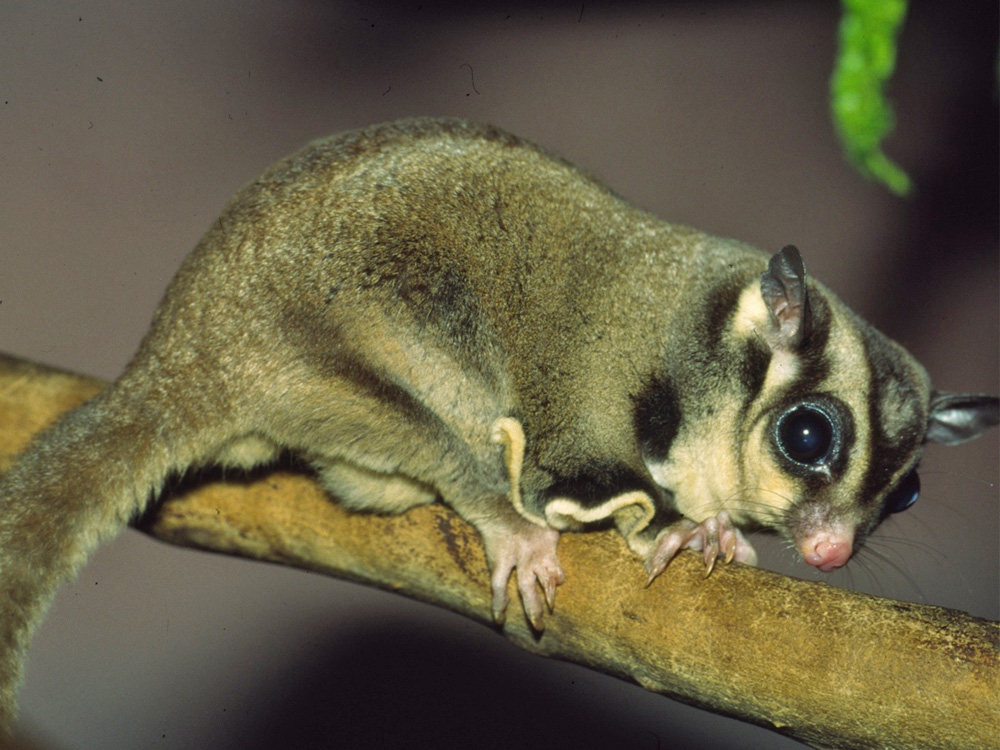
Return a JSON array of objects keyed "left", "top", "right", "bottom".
[
  {"left": 759, "top": 245, "right": 810, "bottom": 350},
  {"left": 925, "top": 391, "right": 1000, "bottom": 445}
]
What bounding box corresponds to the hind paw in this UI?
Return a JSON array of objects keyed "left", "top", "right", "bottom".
[{"left": 486, "top": 524, "right": 564, "bottom": 631}]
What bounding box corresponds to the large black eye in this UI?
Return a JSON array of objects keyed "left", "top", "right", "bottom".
[
  {"left": 884, "top": 470, "right": 920, "bottom": 514},
  {"left": 777, "top": 406, "right": 834, "bottom": 465}
]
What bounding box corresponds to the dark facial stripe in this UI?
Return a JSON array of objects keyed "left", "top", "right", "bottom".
[
  {"left": 705, "top": 278, "right": 745, "bottom": 358},
  {"left": 739, "top": 338, "right": 771, "bottom": 408},
  {"left": 856, "top": 326, "right": 926, "bottom": 513},
  {"left": 786, "top": 290, "right": 832, "bottom": 398}
]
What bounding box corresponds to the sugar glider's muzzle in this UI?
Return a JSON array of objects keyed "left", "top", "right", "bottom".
[{"left": 797, "top": 526, "right": 854, "bottom": 572}]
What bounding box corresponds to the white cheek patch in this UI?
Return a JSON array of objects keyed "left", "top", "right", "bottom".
[
  {"left": 644, "top": 456, "right": 671, "bottom": 489},
  {"left": 643, "top": 411, "right": 744, "bottom": 524},
  {"left": 737, "top": 419, "right": 802, "bottom": 524}
]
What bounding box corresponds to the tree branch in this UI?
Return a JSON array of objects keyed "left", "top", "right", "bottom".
[{"left": 1, "top": 353, "right": 997, "bottom": 750}]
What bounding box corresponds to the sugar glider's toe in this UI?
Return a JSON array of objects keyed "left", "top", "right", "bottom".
[
  {"left": 645, "top": 512, "right": 757, "bottom": 584},
  {"left": 487, "top": 525, "right": 564, "bottom": 630},
  {"left": 719, "top": 513, "right": 758, "bottom": 566}
]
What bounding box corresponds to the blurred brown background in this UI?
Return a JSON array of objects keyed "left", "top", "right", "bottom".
[{"left": 1, "top": 2, "right": 996, "bottom": 748}]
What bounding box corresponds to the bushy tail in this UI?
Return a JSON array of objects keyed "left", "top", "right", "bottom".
[{"left": 0, "top": 387, "right": 193, "bottom": 730}]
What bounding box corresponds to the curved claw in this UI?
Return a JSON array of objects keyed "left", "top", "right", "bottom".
[
  {"left": 516, "top": 566, "right": 547, "bottom": 631},
  {"left": 702, "top": 548, "right": 718, "bottom": 577},
  {"left": 645, "top": 512, "right": 759, "bottom": 585},
  {"left": 486, "top": 525, "right": 564, "bottom": 630},
  {"left": 701, "top": 516, "right": 720, "bottom": 576},
  {"left": 491, "top": 570, "right": 511, "bottom": 625},
  {"left": 541, "top": 570, "right": 558, "bottom": 611},
  {"left": 644, "top": 519, "right": 696, "bottom": 585},
  {"left": 723, "top": 533, "right": 737, "bottom": 564},
  {"left": 717, "top": 511, "right": 738, "bottom": 564}
]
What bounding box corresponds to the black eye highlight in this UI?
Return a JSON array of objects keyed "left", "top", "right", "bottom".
[
  {"left": 770, "top": 396, "right": 850, "bottom": 478},
  {"left": 777, "top": 406, "right": 834, "bottom": 465},
  {"left": 883, "top": 470, "right": 920, "bottom": 515}
]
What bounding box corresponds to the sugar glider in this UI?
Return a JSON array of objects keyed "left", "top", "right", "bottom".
[{"left": 0, "top": 118, "right": 996, "bottom": 727}]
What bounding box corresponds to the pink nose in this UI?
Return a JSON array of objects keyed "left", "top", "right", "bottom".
[{"left": 799, "top": 535, "right": 853, "bottom": 572}]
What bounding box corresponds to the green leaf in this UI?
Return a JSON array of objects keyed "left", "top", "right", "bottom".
[{"left": 831, "top": 0, "right": 912, "bottom": 196}]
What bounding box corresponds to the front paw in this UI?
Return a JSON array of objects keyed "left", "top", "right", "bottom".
[
  {"left": 486, "top": 525, "right": 564, "bottom": 631},
  {"left": 644, "top": 512, "right": 757, "bottom": 583}
]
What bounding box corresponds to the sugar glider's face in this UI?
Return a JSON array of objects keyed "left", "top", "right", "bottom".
[
  {"left": 735, "top": 355, "right": 929, "bottom": 571},
  {"left": 646, "top": 246, "right": 996, "bottom": 572},
  {"left": 649, "top": 271, "right": 932, "bottom": 572},
  {"left": 752, "top": 289, "right": 936, "bottom": 568}
]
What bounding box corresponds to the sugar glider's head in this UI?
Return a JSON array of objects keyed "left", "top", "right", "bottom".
[{"left": 645, "top": 246, "right": 999, "bottom": 572}]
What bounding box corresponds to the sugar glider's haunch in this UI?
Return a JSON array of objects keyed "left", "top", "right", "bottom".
[{"left": 0, "top": 118, "right": 997, "bottom": 727}]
